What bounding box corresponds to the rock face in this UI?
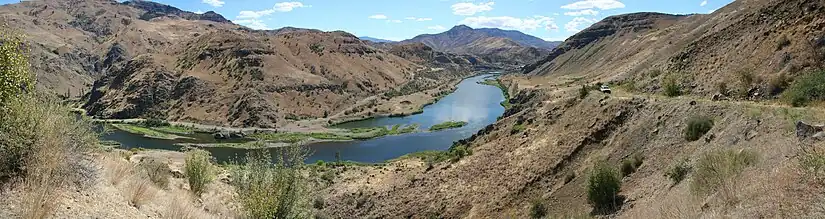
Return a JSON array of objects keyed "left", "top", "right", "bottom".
[{"left": 123, "top": 0, "right": 231, "bottom": 23}]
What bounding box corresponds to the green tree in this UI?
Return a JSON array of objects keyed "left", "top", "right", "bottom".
[{"left": 0, "top": 30, "right": 33, "bottom": 103}]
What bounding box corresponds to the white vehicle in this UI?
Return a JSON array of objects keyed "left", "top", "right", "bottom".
[{"left": 599, "top": 85, "right": 612, "bottom": 94}]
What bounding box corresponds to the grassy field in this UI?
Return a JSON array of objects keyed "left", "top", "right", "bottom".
[
  {"left": 429, "top": 121, "right": 468, "bottom": 131},
  {"left": 110, "top": 123, "right": 183, "bottom": 140},
  {"left": 479, "top": 79, "right": 511, "bottom": 109}
]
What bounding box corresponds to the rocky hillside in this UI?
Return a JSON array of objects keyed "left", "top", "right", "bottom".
[
  {"left": 315, "top": 0, "right": 825, "bottom": 218},
  {"left": 525, "top": 0, "right": 825, "bottom": 98},
  {"left": 0, "top": 0, "right": 492, "bottom": 128},
  {"left": 404, "top": 25, "right": 557, "bottom": 66}
]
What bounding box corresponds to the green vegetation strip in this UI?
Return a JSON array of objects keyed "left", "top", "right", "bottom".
[
  {"left": 429, "top": 121, "right": 468, "bottom": 131},
  {"left": 479, "top": 79, "right": 512, "bottom": 109},
  {"left": 251, "top": 124, "right": 421, "bottom": 143},
  {"left": 110, "top": 123, "right": 183, "bottom": 140},
  {"left": 150, "top": 125, "right": 196, "bottom": 135}
]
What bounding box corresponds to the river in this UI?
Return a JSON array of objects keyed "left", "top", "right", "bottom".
[{"left": 101, "top": 74, "right": 506, "bottom": 164}]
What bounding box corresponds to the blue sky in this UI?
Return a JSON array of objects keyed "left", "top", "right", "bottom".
[{"left": 2, "top": 0, "right": 733, "bottom": 41}]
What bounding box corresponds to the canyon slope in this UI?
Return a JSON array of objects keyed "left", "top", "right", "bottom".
[
  {"left": 404, "top": 25, "right": 560, "bottom": 66},
  {"left": 318, "top": 0, "right": 825, "bottom": 218},
  {"left": 0, "top": 0, "right": 481, "bottom": 128}
]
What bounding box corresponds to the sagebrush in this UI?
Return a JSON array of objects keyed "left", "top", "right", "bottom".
[
  {"left": 231, "top": 145, "right": 311, "bottom": 218},
  {"left": 587, "top": 163, "right": 622, "bottom": 212},
  {"left": 184, "top": 149, "right": 213, "bottom": 196}
]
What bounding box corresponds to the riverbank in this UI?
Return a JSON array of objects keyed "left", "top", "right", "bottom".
[{"left": 478, "top": 78, "right": 512, "bottom": 109}]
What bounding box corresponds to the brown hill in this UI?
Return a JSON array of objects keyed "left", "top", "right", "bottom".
[
  {"left": 0, "top": 0, "right": 488, "bottom": 128},
  {"left": 525, "top": 1, "right": 825, "bottom": 98}
]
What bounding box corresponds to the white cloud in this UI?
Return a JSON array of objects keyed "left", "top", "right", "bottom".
[
  {"left": 202, "top": 0, "right": 224, "bottom": 8},
  {"left": 195, "top": 10, "right": 205, "bottom": 14},
  {"left": 451, "top": 2, "right": 495, "bottom": 16},
  {"left": 543, "top": 37, "right": 568, "bottom": 42},
  {"left": 369, "top": 14, "right": 388, "bottom": 19},
  {"left": 565, "top": 17, "right": 598, "bottom": 32},
  {"left": 428, "top": 25, "right": 447, "bottom": 30},
  {"left": 561, "top": 0, "right": 625, "bottom": 10},
  {"left": 237, "top": 10, "right": 275, "bottom": 19},
  {"left": 388, "top": 19, "right": 402, "bottom": 23},
  {"left": 234, "top": 19, "right": 268, "bottom": 29},
  {"left": 273, "top": 2, "right": 308, "bottom": 12},
  {"left": 700, "top": 0, "right": 708, "bottom": 6},
  {"left": 564, "top": 9, "right": 599, "bottom": 16},
  {"left": 406, "top": 17, "right": 433, "bottom": 21},
  {"left": 234, "top": 2, "right": 308, "bottom": 29},
  {"left": 459, "top": 16, "right": 559, "bottom": 31}
]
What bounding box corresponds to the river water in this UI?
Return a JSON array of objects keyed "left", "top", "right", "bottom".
[{"left": 101, "top": 74, "right": 506, "bottom": 163}]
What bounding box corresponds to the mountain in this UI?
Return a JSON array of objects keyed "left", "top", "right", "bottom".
[
  {"left": 359, "top": 36, "right": 396, "bottom": 43},
  {"left": 403, "top": 25, "right": 558, "bottom": 66},
  {"left": 0, "top": 0, "right": 484, "bottom": 128}
]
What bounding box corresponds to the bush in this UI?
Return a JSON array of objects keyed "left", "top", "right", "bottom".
[
  {"left": 662, "top": 77, "right": 681, "bottom": 97},
  {"left": 184, "top": 149, "right": 213, "bottom": 196},
  {"left": 716, "top": 81, "right": 729, "bottom": 96},
  {"left": 1, "top": 29, "right": 98, "bottom": 217},
  {"left": 620, "top": 159, "right": 635, "bottom": 177},
  {"left": 665, "top": 158, "right": 691, "bottom": 184},
  {"left": 587, "top": 163, "right": 622, "bottom": 211},
  {"left": 691, "top": 149, "right": 758, "bottom": 203},
  {"left": 776, "top": 35, "right": 791, "bottom": 51},
  {"left": 783, "top": 70, "right": 825, "bottom": 107},
  {"left": 684, "top": 116, "right": 713, "bottom": 141},
  {"left": 139, "top": 158, "right": 170, "bottom": 189},
  {"left": 767, "top": 73, "right": 789, "bottom": 96},
  {"left": 231, "top": 146, "right": 311, "bottom": 218},
  {"left": 530, "top": 199, "right": 547, "bottom": 219},
  {"left": 0, "top": 30, "right": 33, "bottom": 103},
  {"left": 579, "top": 85, "right": 590, "bottom": 99}
]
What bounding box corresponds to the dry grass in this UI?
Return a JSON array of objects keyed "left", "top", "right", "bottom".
[
  {"left": 124, "top": 176, "right": 157, "bottom": 208},
  {"left": 165, "top": 197, "right": 213, "bottom": 219},
  {"left": 103, "top": 155, "right": 134, "bottom": 186},
  {"left": 691, "top": 149, "right": 758, "bottom": 205}
]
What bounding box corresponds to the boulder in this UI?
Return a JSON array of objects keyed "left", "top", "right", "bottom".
[{"left": 796, "top": 121, "right": 825, "bottom": 142}]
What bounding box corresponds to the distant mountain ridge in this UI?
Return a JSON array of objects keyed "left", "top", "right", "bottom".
[
  {"left": 402, "top": 25, "right": 559, "bottom": 66},
  {"left": 359, "top": 36, "right": 396, "bottom": 43}
]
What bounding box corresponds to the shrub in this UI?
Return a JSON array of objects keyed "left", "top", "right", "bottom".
[
  {"left": 184, "top": 149, "right": 213, "bottom": 196},
  {"left": 776, "top": 35, "right": 791, "bottom": 51},
  {"left": 684, "top": 116, "right": 713, "bottom": 141},
  {"left": 0, "top": 30, "right": 33, "bottom": 103},
  {"left": 691, "top": 149, "right": 758, "bottom": 203},
  {"left": 620, "top": 160, "right": 635, "bottom": 177},
  {"left": 716, "top": 81, "right": 729, "bottom": 96},
  {"left": 139, "top": 158, "right": 170, "bottom": 189},
  {"left": 620, "top": 154, "right": 644, "bottom": 177},
  {"left": 579, "top": 85, "right": 590, "bottom": 99},
  {"left": 1, "top": 33, "right": 98, "bottom": 217},
  {"left": 665, "top": 158, "right": 691, "bottom": 184},
  {"left": 767, "top": 73, "right": 789, "bottom": 96},
  {"left": 782, "top": 70, "right": 825, "bottom": 107},
  {"left": 529, "top": 199, "right": 547, "bottom": 219},
  {"left": 662, "top": 77, "right": 681, "bottom": 97},
  {"left": 231, "top": 146, "right": 311, "bottom": 218},
  {"left": 587, "top": 163, "right": 622, "bottom": 211}
]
